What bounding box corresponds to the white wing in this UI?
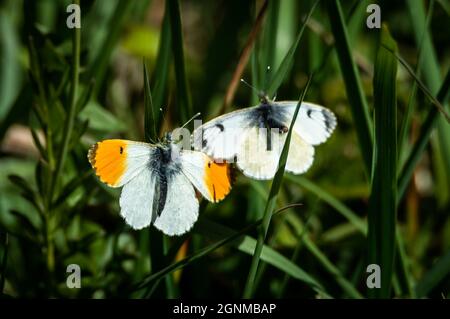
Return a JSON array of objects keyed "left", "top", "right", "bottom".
[
  {"left": 276, "top": 101, "right": 336, "bottom": 145},
  {"left": 119, "top": 167, "right": 156, "bottom": 229},
  {"left": 236, "top": 127, "right": 314, "bottom": 180},
  {"left": 193, "top": 108, "right": 256, "bottom": 160},
  {"left": 153, "top": 172, "right": 199, "bottom": 236}
]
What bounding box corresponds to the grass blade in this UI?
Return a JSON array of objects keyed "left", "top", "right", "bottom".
[
  {"left": 152, "top": 3, "right": 172, "bottom": 131},
  {"left": 222, "top": 0, "right": 268, "bottom": 113},
  {"left": 242, "top": 75, "right": 313, "bottom": 298},
  {"left": 143, "top": 61, "right": 157, "bottom": 142},
  {"left": 0, "top": 233, "right": 8, "bottom": 294},
  {"left": 266, "top": 0, "right": 318, "bottom": 98},
  {"left": 327, "top": 0, "right": 373, "bottom": 174},
  {"left": 303, "top": 235, "right": 362, "bottom": 298},
  {"left": 415, "top": 249, "right": 450, "bottom": 298},
  {"left": 367, "top": 25, "right": 398, "bottom": 298},
  {"left": 398, "top": 70, "right": 450, "bottom": 199},
  {"left": 168, "top": 0, "right": 192, "bottom": 122},
  {"left": 386, "top": 49, "right": 449, "bottom": 122},
  {"left": 406, "top": 0, "right": 450, "bottom": 204},
  {"left": 132, "top": 213, "right": 326, "bottom": 296},
  {"left": 286, "top": 175, "right": 366, "bottom": 233},
  {"left": 196, "top": 219, "right": 325, "bottom": 295},
  {"left": 88, "top": 0, "right": 134, "bottom": 97}
]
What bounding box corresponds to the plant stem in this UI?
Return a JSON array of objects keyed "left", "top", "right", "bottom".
[{"left": 49, "top": 0, "right": 81, "bottom": 204}]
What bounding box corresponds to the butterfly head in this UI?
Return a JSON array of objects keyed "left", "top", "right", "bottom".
[{"left": 258, "top": 92, "right": 270, "bottom": 105}]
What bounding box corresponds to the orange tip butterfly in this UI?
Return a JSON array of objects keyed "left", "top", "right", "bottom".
[{"left": 88, "top": 132, "right": 232, "bottom": 236}]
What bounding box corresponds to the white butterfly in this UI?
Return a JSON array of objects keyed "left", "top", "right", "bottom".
[
  {"left": 88, "top": 133, "right": 232, "bottom": 236},
  {"left": 193, "top": 99, "right": 336, "bottom": 180}
]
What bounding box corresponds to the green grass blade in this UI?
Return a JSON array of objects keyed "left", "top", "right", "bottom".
[
  {"left": 367, "top": 25, "right": 398, "bottom": 298},
  {"left": 387, "top": 50, "right": 449, "bottom": 122},
  {"left": 152, "top": 4, "right": 172, "bottom": 132},
  {"left": 261, "top": 0, "right": 279, "bottom": 90},
  {"left": 132, "top": 214, "right": 326, "bottom": 296},
  {"left": 0, "top": 233, "right": 8, "bottom": 294},
  {"left": 0, "top": 9, "right": 21, "bottom": 122},
  {"left": 266, "top": 0, "right": 318, "bottom": 98},
  {"left": 281, "top": 211, "right": 362, "bottom": 298},
  {"left": 327, "top": 0, "right": 373, "bottom": 174},
  {"left": 197, "top": 219, "right": 326, "bottom": 295},
  {"left": 406, "top": 0, "right": 450, "bottom": 203},
  {"left": 168, "top": 0, "right": 192, "bottom": 122},
  {"left": 302, "top": 235, "right": 363, "bottom": 298},
  {"left": 88, "top": 0, "right": 134, "bottom": 97},
  {"left": 162, "top": 236, "right": 177, "bottom": 298},
  {"left": 398, "top": 0, "right": 434, "bottom": 160},
  {"left": 286, "top": 175, "right": 366, "bottom": 233},
  {"left": 143, "top": 61, "right": 157, "bottom": 142},
  {"left": 398, "top": 70, "right": 450, "bottom": 199},
  {"left": 243, "top": 75, "right": 313, "bottom": 298},
  {"left": 415, "top": 249, "right": 450, "bottom": 298}
]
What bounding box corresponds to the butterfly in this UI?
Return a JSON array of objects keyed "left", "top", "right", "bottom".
[
  {"left": 193, "top": 96, "right": 336, "bottom": 180},
  {"left": 88, "top": 132, "right": 232, "bottom": 236}
]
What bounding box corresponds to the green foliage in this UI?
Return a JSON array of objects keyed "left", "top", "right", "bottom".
[
  {"left": 0, "top": 0, "right": 449, "bottom": 299},
  {"left": 367, "top": 25, "right": 398, "bottom": 298}
]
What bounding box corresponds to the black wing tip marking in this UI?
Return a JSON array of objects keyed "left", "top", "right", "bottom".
[{"left": 321, "top": 109, "right": 337, "bottom": 132}]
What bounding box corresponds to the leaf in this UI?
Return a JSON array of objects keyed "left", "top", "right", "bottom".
[
  {"left": 286, "top": 175, "right": 366, "bottom": 234},
  {"left": 131, "top": 213, "right": 326, "bottom": 296},
  {"left": 151, "top": 5, "right": 172, "bottom": 131},
  {"left": 0, "top": 9, "right": 21, "bottom": 122},
  {"left": 0, "top": 232, "right": 8, "bottom": 293},
  {"left": 9, "top": 210, "right": 40, "bottom": 240},
  {"left": 266, "top": 0, "right": 318, "bottom": 98},
  {"left": 327, "top": 0, "right": 373, "bottom": 174},
  {"left": 143, "top": 61, "right": 157, "bottom": 142},
  {"left": 398, "top": 70, "right": 450, "bottom": 199},
  {"left": 79, "top": 101, "right": 127, "bottom": 132},
  {"left": 8, "top": 175, "right": 35, "bottom": 199},
  {"left": 168, "top": 0, "right": 192, "bottom": 122},
  {"left": 196, "top": 219, "right": 326, "bottom": 295},
  {"left": 367, "top": 25, "right": 398, "bottom": 298},
  {"left": 415, "top": 249, "right": 450, "bottom": 297},
  {"left": 52, "top": 171, "right": 92, "bottom": 210}
]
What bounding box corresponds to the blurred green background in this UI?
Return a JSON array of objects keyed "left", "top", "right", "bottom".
[{"left": 0, "top": 0, "right": 449, "bottom": 298}]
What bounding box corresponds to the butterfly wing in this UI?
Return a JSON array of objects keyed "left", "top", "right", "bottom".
[
  {"left": 88, "top": 139, "right": 154, "bottom": 187},
  {"left": 180, "top": 150, "right": 232, "bottom": 202},
  {"left": 275, "top": 101, "right": 337, "bottom": 145},
  {"left": 193, "top": 107, "right": 257, "bottom": 160},
  {"left": 232, "top": 101, "right": 335, "bottom": 179},
  {"left": 119, "top": 167, "right": 157, "bottom": 229},
  {"left": 153, "top": 171, "right": 199, "bottom": 236},
  {"left": 236, "top": 127, "right": 315, "bottom": 179}
]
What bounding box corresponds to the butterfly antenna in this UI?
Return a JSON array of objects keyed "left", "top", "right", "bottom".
[
  {"left": 263, "top": 65, "right": 271, "bottom": 93},
  {"left": 241, "top": 78, "right": 268, "bottom": 104},
  {"left": 181, "top": 112, "right": 201, "bottom": 129},
  {"left": 159, "top": 107, "right": 168, "bottom": 134}
]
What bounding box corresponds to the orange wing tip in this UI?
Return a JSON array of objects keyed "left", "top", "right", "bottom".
[
  {"left": 87, "top": 140, "right": 128, "bottom": 187},
  {"left": 205, "top": 160, "right": 233, "bottom": 203}
]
